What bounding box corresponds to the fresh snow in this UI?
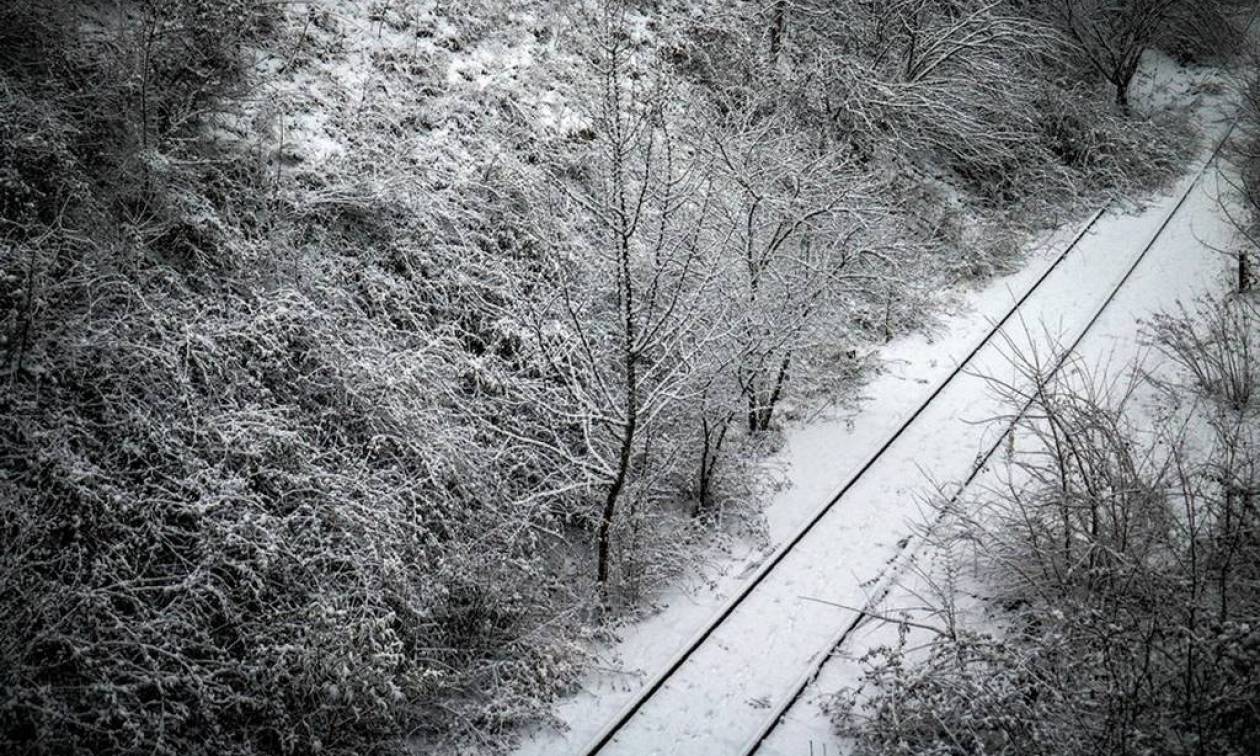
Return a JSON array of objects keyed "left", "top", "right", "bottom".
[{"left": 513, "top": 53, "right": 1243, "bottom": 756}]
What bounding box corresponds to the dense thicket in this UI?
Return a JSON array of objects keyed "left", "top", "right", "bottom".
[
  {"left": 0, "top": 0, "right": 1215, "bottom": 752},
  {"left": 1, "top": 3, "right": 588, "bottom": 752}
]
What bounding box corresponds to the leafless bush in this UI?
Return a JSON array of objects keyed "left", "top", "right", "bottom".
[
  {"left": 1040, "top": 0, "right": 1246, "bottom": 112},
  {"left": 835, "top": 328, "right": 1260, "bottom": 754},
  {"left": 657, "top": 0, "right": 1188, "bottom": 295},
  {"left": 0, "top": 263, "right": 592, "bottom": 752},
  {"left": 1147, "top": 296, "right": 1256, "bottom": 411},
  {"left": 0, "top": 3, "right": 594, "bottom": 752},
  {"left": 787, "top": 1, "right": 1185, "bottom": 207},
  {"left": 1157, "top": 0, "right": 1249, "bottom": 64}
]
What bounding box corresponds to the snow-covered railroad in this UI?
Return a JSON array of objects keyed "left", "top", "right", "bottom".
[
  {"left": 745, "top": 117, "right": 1242, "bottom": 756},
  {"left": 514, "top": 81, "right": 1244, "bottom": 756}
]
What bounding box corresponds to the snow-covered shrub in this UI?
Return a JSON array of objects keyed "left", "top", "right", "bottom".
[
  {"left": 1033, "top": 78, "right": 1192, "bottom": 193},
  {"left": 833, "top": 627, "right": 1087, "bottom": 756},
  {"left": 668, "top": 0, "right": 1186, "bottom": 222},
  {"left": 852, "top": 17, "right": 1183, "bottom": 206},
  {"left": 1148, "top": 296, "right": 1256, "bottom": 411},
  {"left": 1156, "top": 0, "right": 1248, "bottom": 65},
  {"left": 833, "top": 330, "right": 1260, "bottom": 755},
  {"left": 0, "top": 93, "right": 83, "bottom": 232},
  {"left": 0, "top": 4, "right": 592, "bottom": 753},
  {"left": 0, "top": 262, "right": 590, "bottom": 752}
]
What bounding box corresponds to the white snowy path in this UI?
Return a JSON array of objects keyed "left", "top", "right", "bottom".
[{"left": 514, "top": 98, "right": 1240, "bottom": 756}]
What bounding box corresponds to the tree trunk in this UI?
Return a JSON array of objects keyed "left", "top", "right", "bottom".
[
  {"left": 597, "top": 196, "right": 639, "bottom": 587},
  {"left": 758, "top": 353, "right": 791, "bottom": 431},
  {"left": 1114, "top": 54, "right": 1141, "bottom": 116},
  {"left": 596, "top": 422, "right": 634, "bottom": 587},
  {"left": 695, "top": 414, "right": 730, "bottom": 517},
  {"left": 748, "top": 354, "right": 792, "bottom": 432},
  {"left": 1114, "top": 81, "right": 1130, "bottom": 115},
  {"left": 768, "top": 0, "right": 787, "bottom": 62},
  {"left": 696, "top": 435, "right": 712, "bottom": 517}
]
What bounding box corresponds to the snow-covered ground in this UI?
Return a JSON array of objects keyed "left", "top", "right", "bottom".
[{"left": 511, "top": 53, "right": 1243, "bottom": 756}]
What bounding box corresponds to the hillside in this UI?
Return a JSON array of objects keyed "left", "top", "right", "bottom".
[{"left": 0, "top": 1, "right": 1250, "bottom": 753}]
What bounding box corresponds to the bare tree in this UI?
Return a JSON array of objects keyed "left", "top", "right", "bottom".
[
  {"left": 1049, "top": 0, "right": 1179, "bottom": 113},
  {"left": 707, "top": 112, "right": 873, "bottom": 433},
  {"left": 520, "top": 1, "right": 729, "bottom": 589}
]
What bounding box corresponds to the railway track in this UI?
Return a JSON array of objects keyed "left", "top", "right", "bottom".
[
  {"left": 580, "top": 121, "right": 1240, "bottom": 756},
  {"left": 740, "top": 119, "right": 1242, "bottom": 756}
]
